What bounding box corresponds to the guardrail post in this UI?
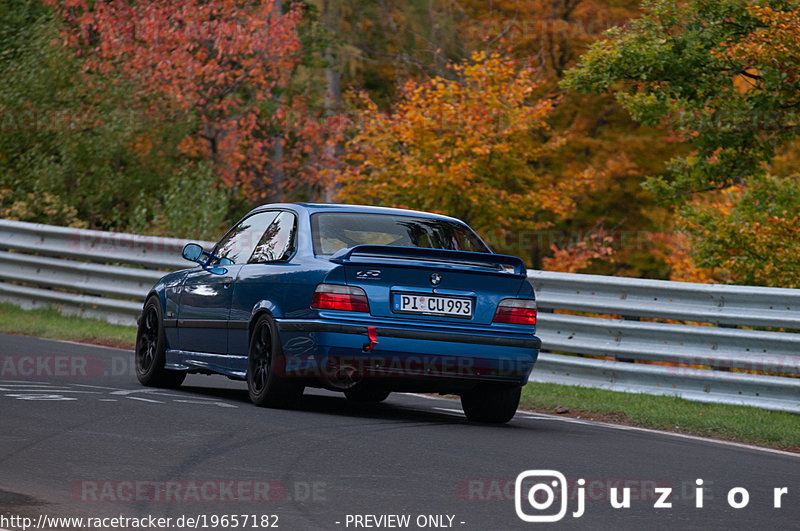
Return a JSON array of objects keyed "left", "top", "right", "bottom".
[{"left": 616, "top": 314, "right": 639, "bottom": 362}]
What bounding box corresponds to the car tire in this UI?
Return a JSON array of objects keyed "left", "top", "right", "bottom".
[
  {"left": 344, "top": 385, "right": 391, "bottom": 403},
  {"left": 135, "top": 296, "right": 186, "bottom": 388},
  {"left": 460, "top": 385, "right": 521, "bottom": 424},
  {"left": 247, "top": 314, "right": 304, "bottom": 408}
]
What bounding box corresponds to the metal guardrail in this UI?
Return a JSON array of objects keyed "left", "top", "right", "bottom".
[
  {"left": 529, "top": 270, "right": 800, "bottom": 413},
  {"left": 1, "top": 220, "right": 798, "bottom": 412},
  {"left": 0, "top": 220, "right": 212, "bottom": 324}
]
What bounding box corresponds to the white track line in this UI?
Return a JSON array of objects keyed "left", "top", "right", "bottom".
[
  {"left": 0, "top": 383, "right": 58, "bottom": 387},
  {"left": 109, "top": 388, "right": 166, "bottom": 396},
  {"left": 404, "top": 392, "right": 445, "bottom": 401},
  {"left": 0, "top": 384, "right": 58, "bottom": 389},
  {"left": 174, "top": 399, "right": 237, "bottom": 408},
  {"left": 433, "top": 407, "right": 470, "bottom": 417},
  {"left": 8, "top": 335, "right": 799, "bottom": 458},
  {"left": 0, "top": 387, "right": 100, "bottom": 393},
  {"left": 407, "top": 394, "right": 800, "bottom": 459},
  {"left": 126, "top": 396, "right": 164, "bottom": 404},
  {"left": 517, "top": 410, "right": 800, "bottom": 458},
  {"left": 11, "top": 335, "right": 133, "bottom": 352}
]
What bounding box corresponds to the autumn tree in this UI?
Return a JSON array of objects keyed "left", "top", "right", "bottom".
[
  {"left": 327, "top": 1, "right": 683, "bottom": 275},
  {"left": 336, "top": 51, "right": 602, "bottom": 256},
  {"left": 50, "top": 0, "right": 347, "bottom": 206},
  {"left": 0, "top": 2, "right": 229, "bottom": 235},
  {"left": 438, "top": 0, "right": 682, "bottom": 276},
  {"left": 564, "top": 0, "right": 800, "bottom": 286}
]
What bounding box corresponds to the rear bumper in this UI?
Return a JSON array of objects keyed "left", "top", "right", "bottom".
[
  {"left": 278, "top": 320, "right": 541, "bottom": 349},
  {"left": 275, "top": 318, "right": 540, "bottom": 387}
]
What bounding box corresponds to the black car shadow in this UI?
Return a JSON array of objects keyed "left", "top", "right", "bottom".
[{"left": 175, "top": 378, "right": 527, "bottom": 428}]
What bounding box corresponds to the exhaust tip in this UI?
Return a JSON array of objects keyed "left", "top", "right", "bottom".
[{"left": 323, "top": 363, "right": 361, "bottom": 390}]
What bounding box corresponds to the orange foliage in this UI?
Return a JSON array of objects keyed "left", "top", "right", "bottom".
[
  {"left": 541, "top": 225, "right": 616, "bottom": 273},
  {"left": 683, "top": 182, "right": 800, "bottom": 287},
  {"left": 726, "top": 5, "right": 800, "bottom": 83},
  {"left": 649, "top": 232, "right": 717, "bottom": 283},
  {"left": 452, "top": 0, "right": 679, "bottom": 274},
  {"left": 336, "top": 51, "right": 602, "bottom": 254}
]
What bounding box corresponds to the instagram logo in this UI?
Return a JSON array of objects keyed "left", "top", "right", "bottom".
[{"left": 514, "top": 470, "right": 570, "bottom": 523}]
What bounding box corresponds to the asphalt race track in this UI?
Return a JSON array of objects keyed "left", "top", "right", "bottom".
[{"left": 1, "top": 333, "right": 798, "bottom": 530}]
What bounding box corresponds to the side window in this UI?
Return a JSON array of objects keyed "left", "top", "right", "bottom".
[
  {"left": 214, "top": 211, "right": 279, "bottom": 265},
  {"left": 249, "top": 211, "right": 297, "bottom": 263}
]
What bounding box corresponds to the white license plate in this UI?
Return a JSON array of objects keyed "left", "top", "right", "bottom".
[{"left": 393, "top": 293, "right": 473, "bottom": 318}]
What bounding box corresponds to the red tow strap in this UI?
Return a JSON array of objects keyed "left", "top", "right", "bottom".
[{"left": 363, "top": 326, "right": 378, "bottom": 352}]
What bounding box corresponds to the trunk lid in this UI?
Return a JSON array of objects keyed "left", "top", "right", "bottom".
[{"left": 331, "top": 245, "right": 528, "bottom": 325}]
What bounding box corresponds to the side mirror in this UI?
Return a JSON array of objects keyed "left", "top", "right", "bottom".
[{"left": 182, "top": 243, "right": 205, "bottom": 263}]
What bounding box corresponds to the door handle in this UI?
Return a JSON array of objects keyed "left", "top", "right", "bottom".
[{"left": 222, "top": 279, "right": 233, "bottom": 288}]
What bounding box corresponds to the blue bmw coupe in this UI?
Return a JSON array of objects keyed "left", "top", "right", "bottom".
[{"left": 135, "top": 203, "right": 541, "bottom": 423}]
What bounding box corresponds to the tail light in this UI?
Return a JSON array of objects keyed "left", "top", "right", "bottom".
[
  {"left": 492, "top": 299, "right": 537, "bottom": 325},
  {"left": 312, "top": 284, "right": 370, "bottom": 313}
]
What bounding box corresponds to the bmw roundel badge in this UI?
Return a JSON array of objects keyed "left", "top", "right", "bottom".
[{"left": 430, "top": 273, "right": 442, "bottom": 286}]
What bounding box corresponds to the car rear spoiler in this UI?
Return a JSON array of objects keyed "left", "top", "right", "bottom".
[{"left": 329, "top": 245, "right": 527, "bottom": 276}]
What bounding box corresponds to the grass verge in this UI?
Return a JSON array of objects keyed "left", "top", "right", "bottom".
[
  {"left": 0, "top": 302, "right": 797, "bottom": 452},
  {"left": 521, "top": 383, "right": 799, "bottom": 453},
  {"left": 0, "top": 302, "right": 136, "bottom": 349}
]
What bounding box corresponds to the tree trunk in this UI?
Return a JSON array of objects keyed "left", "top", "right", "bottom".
[
  {"left": 322, "top": 0, "right": 343, "bottom": 203},
  {"left": 269, "top": 0, "right": 285, "bottom": 203}
]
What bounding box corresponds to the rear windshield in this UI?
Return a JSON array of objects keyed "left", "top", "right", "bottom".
[{"left": 311, "top": 212, "right": 490, "bottom": 255}]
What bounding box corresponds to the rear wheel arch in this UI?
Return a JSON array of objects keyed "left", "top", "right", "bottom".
[{"left": 248, "top": 307, "right": 277, "bottom": 343}]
